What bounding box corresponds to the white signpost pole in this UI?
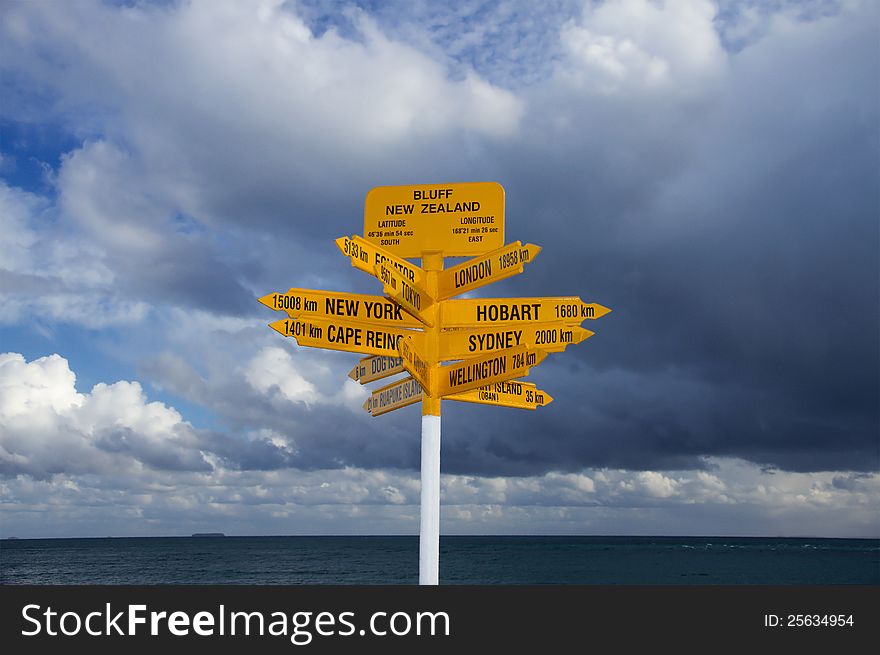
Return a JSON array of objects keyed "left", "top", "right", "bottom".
[
  {"left": 419, "top": 413, "right": 441, "bottom": 585},
  {"left": 419, "top": 251, "right": 443, "bottom": 585}
]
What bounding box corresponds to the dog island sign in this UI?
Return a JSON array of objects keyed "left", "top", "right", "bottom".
[{"left": 363, "top": 182, "right": 505, "bottom": 257}]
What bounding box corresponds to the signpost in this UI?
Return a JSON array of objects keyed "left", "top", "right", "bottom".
[
  {"left": 363, "top": 376, "right": 553, "bottom": 415},
  {"left": 449, "top": 379, "right": 553, "bottom": 410},
  {"left": 268, "top": 316, "right": 423, "bottom": 358},
  {"left": 364, "top": 182, "right": 505, "bottom": 257},
  {"left": 348, "top": 355, "right": 406, "bottom": 384},
  {"left": 398, "top": 334, "right": 433, "bottom": 392},
  {"left": 336, "top": 235, "right": 425, "bottom": 288},
  {"left": 365, "top": 376, "right": 424, "bottom": 416},
  {"left": 260, "top": 181, "right": 611, "bottom": 586},
  {"left": 439, "top": 297, "right": 612, "bottom": 327},
  {"left": 434, "top": 344, "right": 547, "bottom": 398},
  {"left": 437, "top": 324, "right": 593, "bottom": 360},
  {"left": 260, "top": 289, "right": 423, "bottom": 328},
  {"left": 436, "top": 241, "right": 541, "bottom": 299},
  {"left": 375, "top": 262, "right": 435, "bottom": 326}
]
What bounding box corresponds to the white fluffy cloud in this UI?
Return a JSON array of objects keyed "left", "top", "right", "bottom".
[
  {"left": 0, "top": 352, "right": 208, "bottom": 478},
  {"left": 2, "top": 0, "right": 523, "bottom": 141},
  {"left": 0, "top": 181, "right": 149, "bottom": 328},
  {"left": 559, "top": 0, "right": 726, "bottom": 94},
  {"left": 244, "top": 346, "right": 325, "bottom": 406}
]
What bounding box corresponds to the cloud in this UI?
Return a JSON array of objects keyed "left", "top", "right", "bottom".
[
  {"left": 0, "top": 181, "right": 149, "bottom": 328},
  {"left": 484, "top": 0, "right": 879, "bottom": 474},
  {"left": 0, "top": 0, "right": 876, "bottom": 543},
  {"left": 0, "top": 352, "right": 211, "bottom": 478},
  {"left": 559, "top": 0, "right": 726, "bottom": 94},
  {"left": 244, "top": 346, "right": 321, "bottom": 406},
  {"left": 1, "top": 352, "right": 877, "bottom": 538},
  {"left": 0, "top": 0, "right": 523, "bottom": 214},
  {"left": 2, "top": 445, "right": 877, "bottom": 537},
  {"left": 0, "top": 0, "right": 525, "bottom": 324}
]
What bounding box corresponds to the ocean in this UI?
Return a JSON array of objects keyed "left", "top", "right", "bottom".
[{"left": 2, "top": 536, "right": 877, "bottom": 585}]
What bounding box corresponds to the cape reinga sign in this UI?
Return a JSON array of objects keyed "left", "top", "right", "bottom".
[{"left": 260, "top": 181, "right": 612, "bottom": 586}]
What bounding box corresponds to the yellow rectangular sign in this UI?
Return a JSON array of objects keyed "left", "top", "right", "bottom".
[
  {"left": 440, "top": 297, "right": 611, "bottom": 327},
  {"left": 437, "top": 345, "right": 547, "bottom": 397},
  {"left": 336, "top": 235, "right": 425, "bottom": 287},
  {"left": 269, "top": 316, "right": 423, "bottom": 358},
  {"left": 398, "top": 335, "right": 434, "bottom": 394},
  {"left": 365, "top": 376, "right": 424, "bottom": 416},
  {"left": 450, "top": 380, "right": 553, "bottom": 410},
  {"left": 259, "top": 289, "right": 423, "bottom": 328},
  {"left": 348, "top": 355, "right": 406, "bottom": 384},
  {"left": 437, "top": 241, "right": 541, "bottom": 300},
  {"left": 363, "top": 182, "right": 505, "bottom": 258},
  {"left": 438, "top": 324, "right": 593, "bottom": 361},
  {"left": 375, "top": 262, "right": 435, "bottom": 326}
]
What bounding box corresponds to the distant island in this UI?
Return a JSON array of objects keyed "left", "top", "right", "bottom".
[{"left": 191, "top": 532, "right": 226, "bottom": 537}]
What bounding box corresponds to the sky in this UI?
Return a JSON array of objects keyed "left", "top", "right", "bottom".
[{"left": 0, "top": 0, "right": 877, "bottom": 539}]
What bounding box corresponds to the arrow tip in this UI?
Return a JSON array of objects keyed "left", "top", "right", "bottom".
[
  {"left": 258, "top": 293, "right": 277, "bottom": 310},
  {"left": 539, "top": 391, "right": 553, "bottom": 406},
  {"left": 588, "top": 303, "right": 612, "bottom": 319},
  {"left": 335, "top": 236, "right": 350, "bottom": 255},
  {"left": 576, "top": 328, "right": 596, "bottom": 343},
  {"left": 363, "top": 398, "right": 371, "bottom": 413},
  {"left": 268, "top": 319, "right": 288, "bottom": 336},
  {"left": 348, "top": 365, "right": 360, "bottom": 381}
]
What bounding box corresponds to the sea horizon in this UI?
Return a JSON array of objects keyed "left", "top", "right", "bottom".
[
  {"left": 3, "top": 534, "right": 877, "bottom": 585},
  {"left": 3, "top": 533, "right": 879, "bottom": 540}
]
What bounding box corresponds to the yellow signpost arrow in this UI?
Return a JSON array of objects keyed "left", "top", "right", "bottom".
[
  {"left": 398, "top": 334, "right": 434, "bottom": 395},
  {"left": 450, "top": 379, "right": 553, "bottom": 410},
  {"left": 365, "top": 376, "right": 424, "bottom": 416},
  {"left": 260, "top": 289, "right": 424, "bottom": 328},
  {"left": 438, "top": 324, "right": 593, "bottom": 361},
  {"left": 336, "top": 235, "right": 425, "bottom": 288},
  {"left": 364, "top": 376, "right": 553, "bottom": 416},
  {"left": 364, "top": 182, "right": 505, "bottom": 258},
  {"left": 437, "top": 344, "right": 547, "bottom": 397},
  {"left": 348, "top": 355, "right": 406, "bottom": 384},
  {"left": 440, "top": 297, "right": 611, "bottom": 327},
  {"left": 436, "top": 241, "right": 541, "bottom": 300},
  {"left": 268, "top": 316, "right": 424, "bottom": 358},
  {"left": 375, "top": 262, "right": 436, "bottom": 327}
]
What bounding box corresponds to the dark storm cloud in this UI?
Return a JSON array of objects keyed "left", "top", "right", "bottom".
[
  {"left": 203, "top": 382, "right": 423, "bottom": 472},
  {"left": 123, "top": 239, "right": 257, "bottom": 316},
  {"left": 430, "top": 4, "right": 879, "bottom": 475},
  {"left": 196, "top": 430, "right": 299, "bottom": 471},
  {"left": 179, "top": 3, "right": 879, "bottom": 478},
  {"left": 94, "top": 426, "right": 212, "bottom": 472},
  {"left": 143, "top": 347, "right": 423, "bottom": 472}
]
